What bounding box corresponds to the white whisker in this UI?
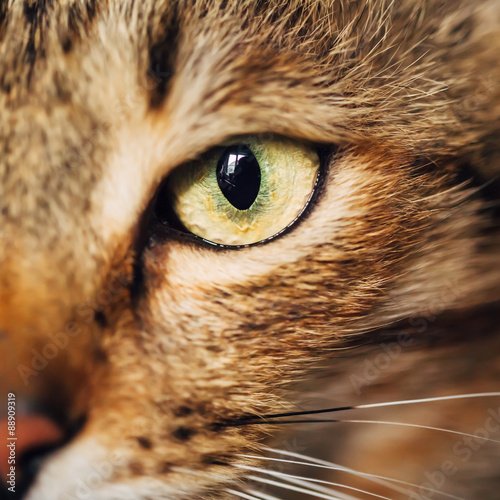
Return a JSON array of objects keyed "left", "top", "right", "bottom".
[
  {"left": 241, "top": 453, "right": 409, "bottom": 497},
  {"left": 226, "top": 489, "right": 267, "bottom": 500},
  {"left": 241, "top": 466, "right": 358, "bottom": 500},
  {"left": 338, "top": 419, "right": 500, "bottom": 443},
  {"left": 277, "top": 474, "right": 363, "bottom": 500},
  {"left": 236, "top": 464, "right": 389, "bottom": 500},
  {"left": 355, "top": 392, "right": 500, "bottom": 410},
  {"left": 244, "top": 488, "right": 285, "bottom": 500},
  {"left": 248, "top": 474, "right": 345, "bottom": 500},
  {"left": 257, "top": 449, "right": 466, "bottom": 500}
]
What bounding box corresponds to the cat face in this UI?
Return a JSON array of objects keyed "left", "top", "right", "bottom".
[{"left": 0, "top": 1, "right": 499, "bottom": 499}]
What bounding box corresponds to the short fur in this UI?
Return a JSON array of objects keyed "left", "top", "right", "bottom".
[{"left": 0, "top": 1, "right": 499, "bottom": 499}]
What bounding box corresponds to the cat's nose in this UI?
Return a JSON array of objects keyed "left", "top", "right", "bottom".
[
  {"left": 0, "top": 414, "right": 60, "bottom": 491},
  {"left": 0, "top": 411, "right": 84, "bottom": 497}
]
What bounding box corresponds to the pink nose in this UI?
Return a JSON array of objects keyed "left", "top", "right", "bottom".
[{"left": 0, "top": 414, "right": 63, "bottom": 486}]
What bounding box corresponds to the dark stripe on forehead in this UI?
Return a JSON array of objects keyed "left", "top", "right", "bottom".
[
  {"left": 23, "top": 0, "right": 50, "bottom": 84},
  {"left": 65, "top": 0, "right": 98, "bottom": 51},
  {"left": 23, "top": 0, "right": 47, "bottom": 22},
  {"left": 21, "top": 0, "right": 98, "bottom": 57},
  {"left": 68, "top": 0, "right": 97, "bottom": 40},
  {"left": 0, "top": 1, "right": 7, "bottom": 36},
  {"left": 147, "top": 1, "right": 179, "bottom": 108},
  {"left": 143, "top": 0, "right": 329, "bottom": 111}
]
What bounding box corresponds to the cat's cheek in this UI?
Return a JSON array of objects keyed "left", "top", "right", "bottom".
[{"left": 23, "top": 437, "right": 206, "bottom": 500}]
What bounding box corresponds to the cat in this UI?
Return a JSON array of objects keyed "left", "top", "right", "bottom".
[{"left": 0, "top": 1, "right": 499, "bottom": 499}]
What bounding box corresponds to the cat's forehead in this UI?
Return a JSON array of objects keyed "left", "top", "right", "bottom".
[{"left": 0, "top": 0, "right": 338, "bottom": 224}]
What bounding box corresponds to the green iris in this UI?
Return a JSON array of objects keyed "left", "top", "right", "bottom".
[{"left": 166, "top": 136, "right": 320, "bottom": 246}]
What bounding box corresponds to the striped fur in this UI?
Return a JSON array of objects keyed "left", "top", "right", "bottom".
[{"left": 0, "top": 1, "right": 499, "bottom": 499}]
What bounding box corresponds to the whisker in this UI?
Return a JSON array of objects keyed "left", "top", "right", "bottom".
[
  {"left": 241, "top": 454, "right": 410, "bottom": 497},
  {"left": 255, "top": 449, "right": 466, "bottom": 500},
  {"left": 237, "top": 464, "right": 389, "bottom": 500},
  {"left": 244, "top": 488, "right": 285, "bottom": 500},
  {"left": 275, "top": 474, "right": 364, "bottom": 500},
  {"left": 337, "top": 419, "right": 500, "bottom": 443},
  {"left": 241, "top": 465, "right": 358, "bottom": 500},
  {"left": 248, "top": 474, "right": 346, "bottom": 500},
  {"left": 255, "top": 405, "right": 353, "bottom": 419},
  {"left": 226, "top": 489, "right": 269, "bottom": 500},
  {"left": 224, "top": 419, "right": 342, "bottom": 427},
  {"left": 355, "top": 392, "right": 500, "bottom": 411},
  {"left": 233, "top": 417, "right": 500, "bottom": 444},
  {"left": 227, "top": 392, "right": 500, "bottom": 423},
  {"left": 265, "top": 450, "right": 411, "bottom": 497}
]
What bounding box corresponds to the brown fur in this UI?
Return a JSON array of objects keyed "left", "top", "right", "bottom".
[{"left": 0, "top": 1, "right": 499, "bottom": 499}]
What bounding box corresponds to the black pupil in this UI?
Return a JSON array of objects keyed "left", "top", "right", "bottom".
[{"left": 216, "top": 144, "right": 261, "bottom": 210}]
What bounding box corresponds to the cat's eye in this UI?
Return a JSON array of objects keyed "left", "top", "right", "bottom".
[{"left": 156, "top": 135, "right": 320, "bottom": 246}]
